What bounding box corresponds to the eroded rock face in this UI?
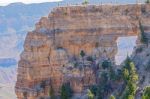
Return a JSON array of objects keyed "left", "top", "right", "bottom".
[{"left": 16, "top": 4, "right": 150, "bottom": 99}]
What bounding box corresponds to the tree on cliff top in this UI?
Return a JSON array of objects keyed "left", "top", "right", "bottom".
[
  {"left": 139, "top": 21, "right": 148, "bottom": 45},
  {"left": 82, "top": 0, "right": 89, "bottom": 5},
  {"left": 124, "top": 55, "right": 132, "bottom": 69},
  {"left": 145, "top": 0, "right": 150, "bottom": 3}
]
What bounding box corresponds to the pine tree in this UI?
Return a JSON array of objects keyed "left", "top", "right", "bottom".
[
  {"left": 80, "top": 50, "right": 85, "bottom": 58},
  {"left": 80, "top": 50, "right": 86, "bottom": 70},
  {"left": 61, "top": 83, "right": 73, "bottom": 99},
  {"left": 124, "top": 55, "right": 132, "bottom": 70},
  {"left": 121, "top": 60, "right": 139, "bottom": 99},
  {"left": 129, "top": 62, "right": 139, "bottom": 82},
  {"left": 82, "top": 0, "right": 89, "bottom": 5},
  {"left": 139, "top": 21, "right": 148, "bottom": 45},
  {"left": 123, "top": 68, "right": 129, "bottom": 81},
  {"left": 145, "top": 0, "right": 150, "bottom": 3}
]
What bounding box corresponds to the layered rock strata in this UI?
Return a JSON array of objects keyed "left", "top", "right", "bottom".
[{"left": 16, "top": 4, "right": 150, "bottom": 99}]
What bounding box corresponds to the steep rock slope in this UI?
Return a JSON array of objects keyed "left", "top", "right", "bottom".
[
  {"left": 132, "top": 44, "right": 150, "bottom": 98},
  {"left": 16, "top": 4, "right": 150, "bottom": 99}
]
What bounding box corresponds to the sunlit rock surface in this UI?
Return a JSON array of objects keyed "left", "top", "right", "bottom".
[{"left": 16, "top": 4, "right": 150, "bottom": 99}]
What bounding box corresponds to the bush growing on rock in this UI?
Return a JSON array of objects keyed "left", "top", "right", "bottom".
[
  {"left": 80, "top": 50, "right": 85, "bottom": 58},
  {"left": 86, "top": 56, "right": 94, "bottom": 62},
  {"left": 61, "top": 83, "right": 73, "bottom": 99},
  {"left": 109, "top": 95, "right": 116, "bottom": 99},
  {"left": 115, "top": 69, "right": 123, "bottom": 81},
  {"left": 87, "top": 89, "right": 94, "bottom": 99},
  {"left": 102, "top": 60, "right": 111, "bottom": 69},
  {"left": 142, "top": 86, "right": 150, "bottom": 99},
  {"left": 90, "top": 85, "right": 97, "bottom": 96},
  {"left": 109, "top": 66, "right": 117, "bottom": 81}
]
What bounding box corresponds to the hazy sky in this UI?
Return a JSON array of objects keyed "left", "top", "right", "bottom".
[
  {"left": 0, "top": 0, "right": 146, "bottom": 6},
  {"left": 0, "top": 0, "right": 62, "bottom": 6}
]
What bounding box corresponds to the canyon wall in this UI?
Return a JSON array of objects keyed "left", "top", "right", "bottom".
[{"left": 15, "top": 4, "right": 150, "bottom": 99}]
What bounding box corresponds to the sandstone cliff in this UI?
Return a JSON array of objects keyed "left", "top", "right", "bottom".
[{"left": 15, "top": 4, "right": 150, "bottom": 99}]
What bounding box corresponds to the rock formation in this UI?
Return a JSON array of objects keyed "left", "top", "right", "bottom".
[{"left": 15, "top": 4, "right": 150, "bottom": 99}]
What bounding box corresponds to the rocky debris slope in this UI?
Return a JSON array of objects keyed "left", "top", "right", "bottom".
[
  {"left": 0, "top": 66, "right": 17, "bottom": 99},
  {"left": 16, "top": 4, "right": 150, "bottom": 99},
  {"left": 132, "top": 44, "right": 150, "bottom": 98}
]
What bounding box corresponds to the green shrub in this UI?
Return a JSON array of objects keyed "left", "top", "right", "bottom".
[
  {"left": 87, "top": 89, "right": 94, "bottom": 99},
  {"left": 109, "top": 66, "right": 117, "bottom": 81},
  {"left": 120, "top": 60, "right": 139, "bottom": 99},
  {"left": 80, "top": 50, "right": 85, "bottom": 58},
  {"left": 135, "top": 47, "right": 143, "bottom": 53},
  {"left": 86, "top": 56, "right": 94, "bottom": 62},
  {"left": 90, "top": 85, "right": 97, "bottom": 96},
  {"left": 142, "top": 86, "right": 150, "bottom": 99},
  {"left": 102, "top": 60, "right": 111, "bottom": 69},
  {"left": 61, "top": 83, "right": 73, "bottom": 99},
  {"left": 145, "top": 0, "right": 150, "bottom": 3},
  {"left": 139, "top": 21, "right": 148, "bottom": 45},
  {"left": 109, "top": 95, "right": 116, "bottom": 99}
]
